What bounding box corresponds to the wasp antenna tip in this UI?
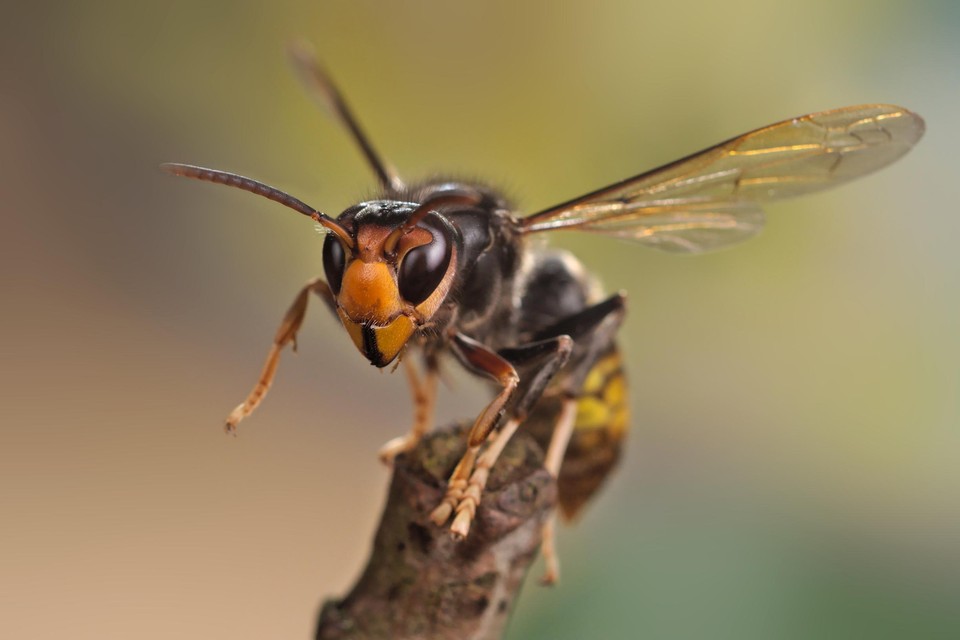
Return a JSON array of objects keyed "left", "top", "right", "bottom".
[
  {"left": 287, "top": 37, "right": 313, "bottom": 56},
  {"left": 159, "top": 163, "right": 181, "bottom": 176}
]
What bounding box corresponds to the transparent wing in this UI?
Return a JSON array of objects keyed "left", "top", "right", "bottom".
[{"left": 521, "top": 104, "right": 924, "bottom": 254}]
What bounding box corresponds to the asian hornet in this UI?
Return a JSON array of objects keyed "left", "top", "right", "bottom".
[{"left": 163, "top": 43, "right": 924, "bottom": 584}]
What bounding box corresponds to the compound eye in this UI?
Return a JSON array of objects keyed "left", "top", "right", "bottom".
[
  {"left": 398, "top": 222, "right": 451, "bottom": 305},
  {"left": 322, "top": 234, "right": 346, "bottom": 295}
]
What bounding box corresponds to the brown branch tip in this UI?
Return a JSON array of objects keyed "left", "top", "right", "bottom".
[{"left": 316, "top": 423, "right": 558, "bottom": 640}]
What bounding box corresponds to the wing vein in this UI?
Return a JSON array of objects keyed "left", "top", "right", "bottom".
[{"left": 520, "top": 104, "right": 923, "bottom": 254}]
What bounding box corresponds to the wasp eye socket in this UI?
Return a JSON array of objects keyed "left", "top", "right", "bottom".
[
  {"left": 398, "top": 226, "right": 452, "bottom": 305},
  {"left": 322, "top": 235, "right": 346, "bottom": 295}
]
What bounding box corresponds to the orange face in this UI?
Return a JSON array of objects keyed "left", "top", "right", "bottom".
[{"left": 322, "top": 204, "right": 458, "bottom": 367}]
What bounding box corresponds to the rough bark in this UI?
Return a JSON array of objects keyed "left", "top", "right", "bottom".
[{"left": 315, "top": 424, "right": 556, "bottom": 640}]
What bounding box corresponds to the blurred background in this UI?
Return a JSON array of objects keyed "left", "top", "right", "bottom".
[{"left": 1, "top": 1, "right": 957, "bottom": 638}]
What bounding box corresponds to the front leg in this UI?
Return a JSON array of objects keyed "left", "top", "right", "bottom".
[
  {"left": 224, "top": 277, "right": 336, "bottom": 433},
  {"left": 430, "top": 332, "right": 573, "bottom": 537},
  {"left": 378, "top": 354, "right": 439, "bottom": 464}
]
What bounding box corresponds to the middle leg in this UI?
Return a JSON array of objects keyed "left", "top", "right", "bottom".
[{"left": 430, "top": 332, "right": 573, "bottom": 537}]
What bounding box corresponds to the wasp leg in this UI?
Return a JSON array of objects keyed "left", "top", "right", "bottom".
[
  {"left": 539, "top": 398, "right": 578, "bottom": 585},
  {"left": 429, "top": 334, "right": 521, "bottom": 530},
  {"left": 450, "top": 336, "right": 575, "bottom": 537},
  {"left": 533, "top": 293, "right": 627, "bottom": 584},
  {"left": 532, "top": 293, "right": 626, "bottom": 360},
  {"left": 539, "top": 514, "right": 560, "bottom": 583},
  {"left": 378, "top": 355, "right": 439, "bottom": 465},
  {"left": 224, "top": 277, "right": 336, "bottom": 434},
  {"left": 431, "top": 333, "right": 573, "bottom": 537},
  {"left": 448, "top": 415, "right": 522, "bottom": 537}
]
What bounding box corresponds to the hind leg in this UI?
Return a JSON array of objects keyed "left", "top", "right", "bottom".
[{"left": 534, "top": 293, "right": 627, "bottom": 584}]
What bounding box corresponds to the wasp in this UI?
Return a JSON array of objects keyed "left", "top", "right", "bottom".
[{"left": 163, "top": 43, "right": 924, "bottom": 584}]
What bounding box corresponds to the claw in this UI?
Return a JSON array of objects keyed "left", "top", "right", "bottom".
[
  {"left": 429, "top": 501, "right": 454, "bottom": 526},
  {"left": 377, "top": 435, "right": 416, "bottom": 466},
  {"left": 539, "top": 568, "right": 559, "bottom": 586},
  {"left": 539, "top": 516, "right": 560, "bottom": 585},
  {"left": 224, "top": 403, "right": 245, "bottom": 435},
  {"left": 450, "top": 506, "right": 474, "bottom": 538}
]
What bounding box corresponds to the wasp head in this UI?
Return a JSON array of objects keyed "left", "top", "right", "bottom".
[
  {"left": 323, "top": 200, "right": 460, "bottom": 367},
  {"left": 159, "top": 163, "right": 472, "bottom": 369}
]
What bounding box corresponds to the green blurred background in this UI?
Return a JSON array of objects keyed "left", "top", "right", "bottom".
[{"left": 2, "top": 1, "right": 957, "bottom": 638}]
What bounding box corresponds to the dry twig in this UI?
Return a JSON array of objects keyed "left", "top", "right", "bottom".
[{"left": 316, "top": 424, "right": 557, "bottom": 640}]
